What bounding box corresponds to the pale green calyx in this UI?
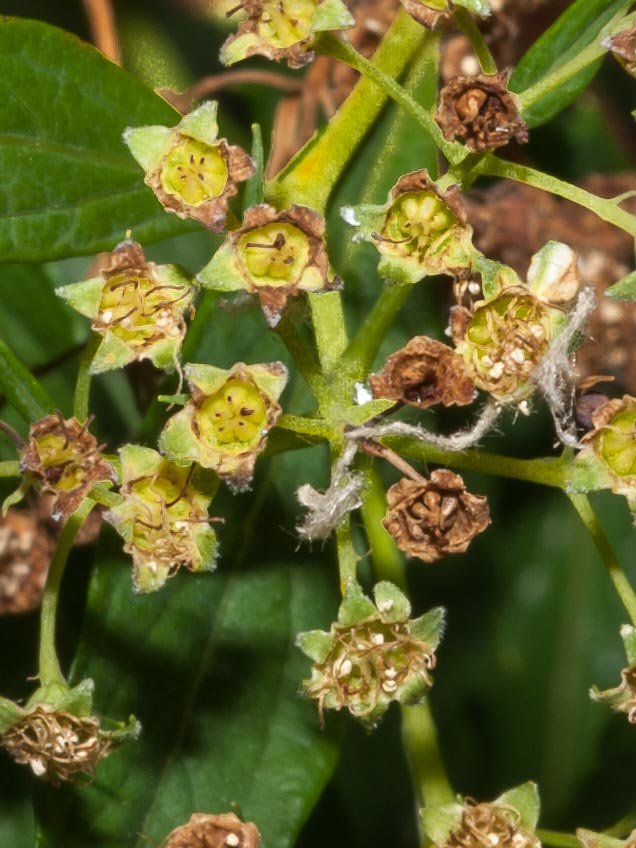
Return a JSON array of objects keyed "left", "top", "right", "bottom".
[
  {"left": 106, "top": 444, "right": 219, "bottom": 593},
  {"left": 343, "top": 170, "right": 477, "bottom": 285},
  {"left": 123, "top": 102, "right": 255, "bottom": 232},
  {"left": 160, "top": 361, "right": 288, "bottom": 491},
  {"left": 220, "top": 0, "right": 355, "bottom": 69},
  {"left": 56, "top": 239, "right": 195, "bottom": 374},
  {"left": 297, "top": 581, "right": 445, "bottom": 729}
]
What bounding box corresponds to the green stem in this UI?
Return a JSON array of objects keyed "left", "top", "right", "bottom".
[
  {"left": 335, "top": 516, "right": 359, "bottom": 593},
  {"left": 39, "top": 498, "right": 97, "bottom": 689},
  {"left": 266, "top": 10, "right": 440, "bottom": 211},
  {"left": 453, "top": 7, "right": 497, "bottom": 74},
  {"left": 361, "top": 461, "right": 454, "bottom": 810},
  {"left": 537, "top": 830, "right": 581, "bottom": 848},
  {"left": 390, "top": 435, "right": 568, "bottom": 488},
  {"left": 342, "top": 284, "right": 413, "bottom": 381},
  {"left": 0, "top": 460, "right": 20, "bottom": 477},
  {"left": 567, "top": 493, "right": 636, "bottom": 627},
  {"left": 275, "top": 313, "right": 328, "bottom": 403},
  {"left": 484, "top": 156, "right": 636, "bottom": 238},
  {"left": 73, "top": 333, "right": 101, "bottom": 421},
  {"left": 309, "top": 292, "right": 349, "bottom": 378},
  {"left": 277, "top": 412, "right": 336, "bottom": 441}
]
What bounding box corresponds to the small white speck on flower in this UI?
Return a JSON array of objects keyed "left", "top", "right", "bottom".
[
  {"left": 488, "top": 834, "right": 500, "bottom": 846},
  {"left": 510, "top": 348, "right": 526, "bottom": 365},
  {"left": 337, "top": 658, "right": 353, "bottom": 677},
  {"left": 518, "top": 400, "right": 530, "bottom": 416},
  {"left": 102, "top": 310, "right": 113, "bottom": 323},
  {"left": 384, "top": 667, "right": 397, "bottom": 679},
  {"left": 225, "top": 834, "right": 240, "bottom": 847},
  {"left": 381, "top": 679, "right": 398, "bottom": 693},
  {"left": 148, "top": 560, "right": 158, "bottom": 574},
  {"left": 468, "top": 281, "right": 481, "bottom": 295},
  {"left": 488, "top": 362, "right": 505, "bottom": 379},
  {"left": 379, "top": 599, "right": 394, "bottom": 612},
  {"left": 371, "top": 633, "right": 385, "bottom": 645},
  {"left": 30, "top": 758, "right": 46, "bottom": 776},
  {"left": 340, "top": 206, "right": 360, "bottom": 227},
  {"left": 354, "top": 381, "right": 373, "bottom": 405}
]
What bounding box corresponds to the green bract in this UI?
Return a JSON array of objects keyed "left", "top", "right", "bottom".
[
  {"left": 123, "top": 102, "right": 254, "bottom": 232},
  {"left": 160, "top": 361, "right": 288, "bottom": 491},
  {"left": 589, "top": 624, "right": 636, "bottom": 723},
  {"left": 106, "top": 445, "right": 219, "bottom": 593},
  {"left": 197, "top": 203, "right": 341, "bottom": 326},
  {"left": 56, "top": 239, "right": 195, "bottom": 374},
  {"left": 343, "top": 170, "right": 477, "bottom": 285},
  {"left": 220, "top": 0, "right": 355, "bottom": 69},
  {"left": 297, "top": 581, "right": 445, "bottom": 729}
]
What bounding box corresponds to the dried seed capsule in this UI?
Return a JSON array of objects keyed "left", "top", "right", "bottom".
[
  {"left": 297, "top": 581, "right": 445, "bottom": 728},
  {"left": 106, "top": 445, "right": 218, "bottom": 593},
  {"left": 369, "top": 335, "right": 475, "bottom": 409},
  {"left": 435, "top": 70, "right": 528, "bottom": 152},
  {"left": 123, "top": 102, "right": 254, "bottom": 232},
  {"left": 57, "top": 239, "right": 195, "bottom": 374},
  {"left": 220, "top": 0, "right": 354, "bottom": 68},
  {"left": 160, "top": 362, "right": 287, "bottom": 492},
  {"left": 19, "top": 413, "right": 116, "bottom": 521},
  {"left": 198, "top": 204, "right": 341, "bottom": 326},
  {"left": 383, "top": 470, "right": 490, "bottom": 563},
  {"left": 164, "top": 812, "right": 261, "bottom": 848},
  {"left": 604, "top": 23, "right": 636, "bottom": 77}
]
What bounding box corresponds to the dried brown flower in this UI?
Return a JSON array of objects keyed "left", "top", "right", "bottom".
[
  {"left": 369, "top": 336, "right": 475, "bottom": 409},
  {"left": 20, "top": 413, "right": 116, "bottom": 520},
  {"left": 163, "top": 812, "right": 261, "bottom": 848},
  {"left": 444, "top": 801, "right": 540, "bottom": 848},
  {"left": 0, "top": 509, "right": 54, "bottom": 615},
  {"left": 435, "top": 69, "right": 528, "bottom": 152},
  {"left": 400, "top": 0, "right": 452, "bottom": 29},
  {"left": 604, "top": 23, "right": 636, "bottom": 76},
  {"left": 383, "top": 470, "right": 490, "bottom": 562},
  {"left": 1, "top": 706, "right": 111, "bottom": 784}
]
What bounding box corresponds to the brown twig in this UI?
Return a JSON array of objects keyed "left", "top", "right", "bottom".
[
  {"left": 160, "top": 70, "right": 303, "bottom": 113},
  {"left": 82, "top": 0, "right": 120, "bottom": 64},
  {"left": 359, "top": 438, "right": 426, "bottom": 483}
]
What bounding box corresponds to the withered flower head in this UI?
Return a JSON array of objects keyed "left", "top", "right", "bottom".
[
  {"left": 197, "top": 204, "right": 341, "bottom": 326},
  {"left": 603, "top": 23, "right": 636, "bottom": 77},
  {"left": 400, "top": 0, "right": 491, "bottom": 29},
  {"left": 20, "top": 413, "right": 116, "bottom": 520},
  {"left": 590, "top": 624, "right": 636, "bottom": 724},
  {"left": 160, "top": 361, "right": 287, "bottom": 492},
  {"left": 57, "top": 239, "right": 195, "bottom": 374},
  {"left": 123, "top": 102, "right": 255, "bottom": 232},
  {"left": 370, "top": 335, "right": 476, "bottom": 409},
  {"left": 344, "top": 170, "right": 477, "bottom": 285},
  {"left": 0, "top": 508, "right": 54, "bottom": 615},
  {"left": 1, "top": 706, "right": 112, "bottom": 784},
  {"left": 220, "top": 0, "right": 355, "bottom": 69},
  {"left": 383, "top": 469, "right": 490, "bottom": 563},
  {"left": 163, "top": 812, "right": 261, "bottom": 848},
  {"left": 297, "top": 581, "right": 445, "bottom": 728},
  {"left": 106, "top": 445, "right": 218, "bottom": 594},
  {"left": 435, "top": 69, "right": 528, "bottom": 152}
]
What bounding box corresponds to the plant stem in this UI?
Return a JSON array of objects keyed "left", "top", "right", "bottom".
[
  {"left": 483, "top": 156, "right": 636, "bottom": 238},
  {"left": 335, "top": 516, "right": 359, "bottom": 593},
  {"left": 39, "top": 498, "right": 97, "bottom": 689},
  {"left": 309, "top": 292, "right": 349, "bottom": 378},
  {"left": 0, "top": 460, "right": 19, "bottom": 477},
  {"left": 453, "top": 7, "right": 497, "bottom": 74},
  {"left": 537, "top": 830, "right": 581, "bottom": 848},
  {"left": 275, "top": 313, "right": 328, "bottom": 403},
  {"left": 73, "top": 332, "right": 101, "bottom": 421},
  {"left": 342, "top": 283, "right": 413, "bottom": 380},
  {"left": 567, "top": 493, "right": 636, "bottom": 627}
]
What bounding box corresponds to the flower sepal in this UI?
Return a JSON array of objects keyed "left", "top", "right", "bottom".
[{"left": 589, "top": 624, "right": 636, "bottom": 723}]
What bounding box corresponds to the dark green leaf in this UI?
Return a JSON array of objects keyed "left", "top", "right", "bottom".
[
  {"left": 35, "top": 549, "right": 339, "bottom": 848},
  {"left": 0, "top": 17, "right": 195, "bottom": 263},
  {"left": 0, "top": 335, "right": 56, "bottom": 423},
  {"left": 510, "top": 0, "right": 632, "bottom": 128},
  {"left": 605, "top": 271, "right": 636, "bottom": 301}
]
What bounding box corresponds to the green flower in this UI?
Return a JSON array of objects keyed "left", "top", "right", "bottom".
[
  {"left": 220, "top": 0, "right": 354, "bottom": 69},
  {"left": 160, "top": 361, "right": 288, "bottom": 491},
  {"left": 106, "top": 445, "right": 219, "bottom": 593},
  {"left": 421, "top": 783, "right": 541, "bottom": 848},
  {"left": 123, "top": 102, "right": 254, "bottom": 232},
  {"left": 297, "top": 581, "right": 445, "bottom": 728},
  {"left": 0, "top": 679, "right": 138, "bottom": 784},
  {"left": 590, "top": 624, "right": 636, "bottom": 723},
  {"left": 343, "top": 170, "right": 477, "bottom": 285},
  {"left": 197, "top": 204, "right": 340, "bottom": 326},
  {"left": 56, "top": 239, "right": 194, "bottom": 374}
]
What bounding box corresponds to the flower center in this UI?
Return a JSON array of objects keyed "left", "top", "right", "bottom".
[
  {"left": 258, "top": 0, "right": 315, "bottom": 48},
  {"left": 381, "top": 191, "right": 456, "bottom": 258},
  {"left": 196, "top": 380, "right": 267, "bottom": 449},
  {"left": 238, "top": 223, "right": 310, "bottom": 286},
  {"left": 599, "top": 411, "right": 636, "bottom": 476},
  {"left": 160, "top": 137, "right": 229, "bottom": 206}
]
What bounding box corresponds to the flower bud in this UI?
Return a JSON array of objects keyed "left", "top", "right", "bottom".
[
  {"left": 297, "top": 581, "right": 445, "bottom": 728},
  {"left": 343, "top": 170, "right": 477, "bottom": 285},
  {"left": 160, "top": 361, "right": 287, "bottom": 491},
  {"left": 106, "top": 445, "right": 218, "bottom": 593},
  {"left": 56, "top": 239, "right": 195, "bottom": 374},
  {"left": 197, "top": 204, "right": 341, "bottom": 326},
  {"left": 383, "top": 470, "right": 490, "bottom": 563},
  {"left": 220, "top": 0, "right": 355, "bottom": 68},
  {"left": 19, "top": 413, "right": 116, "bottom": 521},
  {"left": 435, "top": 70, "right": 528, "bottom": 152},
  {"left": 123, "top": 102, "right": 254, "bottom": 232},
  {"left": 164, "top": 812, "right": 261, "bottom": 848},
  {"left": 369, "top": 335, "right": 476, "bottom": 409}
]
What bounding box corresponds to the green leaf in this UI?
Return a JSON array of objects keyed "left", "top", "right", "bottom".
[
  {"left": 35, "top": 551, "right": 339, "bottom": 848},
  {"left": 0, "top": 17, "right": 195, "bottom": 263},
  {"left": 0, "top": 335, "right": 56, "bottom": 423},
  {"left": 510, "top": 0, "right": 632, "bottom": 128},
  {"left": 605, "top": 271, "right": 636, "bottom": 301}
]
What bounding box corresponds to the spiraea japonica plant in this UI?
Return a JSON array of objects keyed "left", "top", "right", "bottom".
[{"left": 1, "top": 0, "right": 636, "bottom": 845}]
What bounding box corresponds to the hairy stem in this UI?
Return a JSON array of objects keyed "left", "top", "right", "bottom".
[
  {"left": 335, "top": 516, "right": 359, "bottom": 593},
  {"left": 453, "top": 7, "right": 497, "bottom": 74},
  {"left": 73, "top": 332, "right": 101, "bottom": 422},
  {"left": 275, "top": 313, "right": 328, "bottom": 403},
  {"left": 568, "top": 493, "right": 636, "bottom": 627},
  {"left": 537, "top": 830, "right": 581, "bottom": 848},
  {"left": 39, "top": 498, "right": 97, "bottom": 689}
]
